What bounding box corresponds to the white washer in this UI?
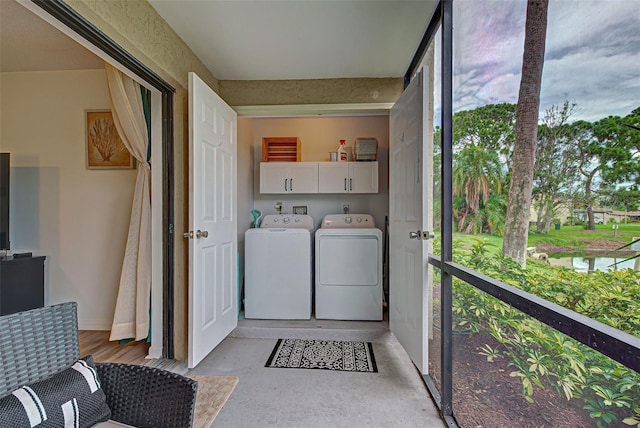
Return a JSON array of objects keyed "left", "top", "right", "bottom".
[
  {"left": 244, "top": 214, "right": 314, "bottom": 319},
  {"left": 315, "top": 214, "right": 383, "bottom": 320}
]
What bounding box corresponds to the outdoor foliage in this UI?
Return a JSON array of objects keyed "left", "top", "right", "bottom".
[
  {"left": 566, "top": 109, "right": 640, "bottom": 230},
  {"left": 532, "top": 102, "right": 582, "bottom": 234},
  {"left": 451, "top": 240, "right": 640, "bottom": 427},
  {"left": 450, "top": 106, "right": 512, "bottom": 236},
  {"left": 453, "top": 143, "right": 506, "bottom": 235},
  {"left": 449, "top": 102, "right": 640, "bottom": 240},
  {"left": 452, "top": 103, "right": 516, "bottom": 168}
]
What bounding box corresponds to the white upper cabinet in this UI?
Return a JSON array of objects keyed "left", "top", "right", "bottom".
[
  {"left": 318, "top": 161, "right": 378, "bottom": 194},
  {"left": 260, "top": 162, "right": 319, "bottom": 194},
  {"left": 317, "top": 162, "right": 349, "bottom": 193}
]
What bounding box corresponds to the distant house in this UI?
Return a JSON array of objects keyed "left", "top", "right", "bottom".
[
  {"left": 572, "top": 208, "right": 640, "bottom": 223},
  {"left": 609, "top": 210, "right": 640, "bottom": 222},
  {"left": 529, "top": 204, "right": 572, "bottom": 226}
]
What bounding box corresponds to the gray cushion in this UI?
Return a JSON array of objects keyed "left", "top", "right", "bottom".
[
  {"left": 94, "top": 421, "right": 135, "bottom": 427},
  {"left": 0, "top": 355, "right": 111, "bottom": 427}
]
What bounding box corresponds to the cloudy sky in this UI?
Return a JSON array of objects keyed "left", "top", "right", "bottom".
[{"left": 436, "top": 0, "right": 640, "bottom": 123}]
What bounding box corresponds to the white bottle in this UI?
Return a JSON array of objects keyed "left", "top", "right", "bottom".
[{"left": 338, "top": 139, "right": 348, "bottom": 162}]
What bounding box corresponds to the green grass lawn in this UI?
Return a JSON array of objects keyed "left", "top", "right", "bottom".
[
  {"left": 529, "top": 223, "right": 640, "bottom": 249},
  {"left": 447, "top": 223, "right": 640, "bottom": 255}
]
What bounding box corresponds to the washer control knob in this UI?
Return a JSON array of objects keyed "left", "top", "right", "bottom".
[
  {"left": 356, "top": 217, "right": 362, "bottom": 223},
  {"left": 273, "top": 218, "right": 279, "bottom": 223},
  {"left": 345, "top": 217, "right": 352, "bottom": 224},
  {"left": 283, "top": 217, "right": 291, "bottom": 224},
  {"left": 294, "top": 217, "right": 300, "bottom": 222}
]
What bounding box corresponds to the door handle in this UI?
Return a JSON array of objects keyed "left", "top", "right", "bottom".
[
  {"left": 409, "top": 230, "right": 434, "bottom": 240},
  {"left": 195, "top": 230, "right": 209, "bottom": 239},
  {"left": 183, "top": 231, "right": 194, "bottom": 239}
]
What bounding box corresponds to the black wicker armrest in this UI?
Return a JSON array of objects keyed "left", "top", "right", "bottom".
[{"left": 95, "top": 363, "right": 198, "bottom": 428}]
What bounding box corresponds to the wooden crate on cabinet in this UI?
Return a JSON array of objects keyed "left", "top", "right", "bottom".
[{"left": 262, "top": 137, "right": 301, "bottom": 162}]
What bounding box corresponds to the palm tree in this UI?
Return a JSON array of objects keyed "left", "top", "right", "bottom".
[
  {"left": 502, "top": 0, "right": 549, "bottom": 267},
  {"left": 483, "top": 193, "right": 508, "bottom": 236},
  {"left": 453, "top": 143, "right": 504, "bottom": 234}
]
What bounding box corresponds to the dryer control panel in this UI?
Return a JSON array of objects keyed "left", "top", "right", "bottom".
[{"left": 321, "top": 214, "right": 375, "bottom": 229}]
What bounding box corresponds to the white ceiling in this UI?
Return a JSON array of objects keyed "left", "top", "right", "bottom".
[
  {"left": 148, "top": 0, "right": 438, "bottom": 80},
  {"left": 1, "top": 0, "right": 437, "bottom": 81},
  {"left": 0, "top": 0, "right": 104, "bottom": 72}
]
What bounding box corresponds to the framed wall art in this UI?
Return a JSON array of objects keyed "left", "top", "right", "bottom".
[{"left": 86, "top": 110, "right": 135, "bottom": 169}]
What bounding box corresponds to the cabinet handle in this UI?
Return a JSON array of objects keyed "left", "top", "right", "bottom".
[
  {"left": 350, "top": 178, "right": 353, "bottom": 191},
  {"left": 284, "top": 179, "right": 288, "bottom": 192},
  {"left": 290, "top": 178, "right": 293, "bottom": 191},
  {"left": 344, "top": 178, "right": 347, "bottom": 191}
]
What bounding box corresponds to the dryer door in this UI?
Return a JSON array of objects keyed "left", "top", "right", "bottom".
[{"left": 318, "top": 235, "right": 380, "bottom": 286}]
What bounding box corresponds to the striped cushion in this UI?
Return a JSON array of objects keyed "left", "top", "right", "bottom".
[
  {"left": 0, "top": 355, "right": 110, "bottom": 427},
  {"left": 93, "top": 421, "right": 135, "bottom": 427}
]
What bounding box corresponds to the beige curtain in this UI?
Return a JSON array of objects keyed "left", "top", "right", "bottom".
[{"left": 105, "top": 63, "right": 151, "bottom": 341}]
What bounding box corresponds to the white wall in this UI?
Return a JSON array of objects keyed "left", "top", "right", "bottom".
[
  {"left": 0, "top": 70, "right": 136, "bottom": 329},
  {"left": 237, "top": 118, "right": 255, "bottom": 307},
  {"left": 237, "top": 118, "right": 255, "bottom": 242},
  {"left": 247, "top": 116, "right": 389, "bottom": 230}
]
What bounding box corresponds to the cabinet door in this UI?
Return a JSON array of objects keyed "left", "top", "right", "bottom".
[
  {"left": 260, "top": 163, "right": 289, "bottom": 194},
  {"left": 318, "top": 162, "right": 349, "bottom": 193},
  {"left": 288, "top": 163, "right": 318, "bottom": 193},
  {"left": 349, "top": 162, "right": 378, "bottom": 193}
]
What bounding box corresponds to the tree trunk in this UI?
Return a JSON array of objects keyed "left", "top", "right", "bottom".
[
  {"left": 535, "top": 197, "right": 553, "bottom": 234},
  {"left": 542, "top": 199, "right": 553, "bottom": 234},
  {"left": 502, "top": 0, "right": 549, "bottom": 267},
  {"left": 535, "top": 199, "right": 545, "bottom": 232},
  {"left": 584, "top": 167, "right": 598, "bottom": 230}
]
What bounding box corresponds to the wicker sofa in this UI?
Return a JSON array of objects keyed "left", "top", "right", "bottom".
[{"left": 0, "top": 302, "right": 197, "bottom": 428}]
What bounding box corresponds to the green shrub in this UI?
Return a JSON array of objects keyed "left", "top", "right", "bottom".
[
  {"left": 450, "top": 240, "right": 640, "bottom": 427},
  {"left": 565, "top": 216, "right": 583, "bottom": 226}
]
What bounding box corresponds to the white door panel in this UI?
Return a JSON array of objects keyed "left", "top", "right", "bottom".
[
  {"left": 389, "top": 69, "right": 430, "bottom": 375},
  {"left": 259, "top": 162, "right": 318, "bottom": 194},
  {"left": 260, "top": 163, "right": 288, "bottom": 194},
  {"left": 318, "top": 163, "right": 349, "bottom": 193},
  {"left": 349, "top": 162, "right": 379, "bottom": 193},
  {"left": 289, "top": 163, "right": 319, "bottom": 193},
  {"left": 188, "top": 72, "right": 237, "bottom": 369}
]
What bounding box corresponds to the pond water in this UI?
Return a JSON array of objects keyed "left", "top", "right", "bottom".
[{"left": 549, "top": 256, "right": 639, "bottom": 273}]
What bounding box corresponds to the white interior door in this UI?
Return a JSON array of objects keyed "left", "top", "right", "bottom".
[
  {"left": 389, "top": 69, "right": 431, "bottom": 374},
  {"left": 188, "top": 72, "right": 238, "bottom": 368}
]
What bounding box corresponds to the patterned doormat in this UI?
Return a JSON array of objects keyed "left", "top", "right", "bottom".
[{"left": 266, "top": 339, "right": 377, "bottom": 372}]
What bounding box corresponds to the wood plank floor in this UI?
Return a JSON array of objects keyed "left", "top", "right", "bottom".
[{"left": 79, "top": 330, "right": 150, "bottom": 365}]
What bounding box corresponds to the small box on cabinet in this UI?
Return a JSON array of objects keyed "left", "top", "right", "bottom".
[
  {"left": 354, "top": 137, "right": 378, "bottom": 161},
  {"left": 262, "top": 137, "right": 301, "bottom": 162}
]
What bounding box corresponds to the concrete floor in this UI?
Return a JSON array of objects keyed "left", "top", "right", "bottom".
[{"left": 188, "top": 319, "right": 444, "bottom": 427}]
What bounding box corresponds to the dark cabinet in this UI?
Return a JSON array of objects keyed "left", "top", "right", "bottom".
[{"left": 0, "top": 256, "right": 46, "bottom": 316}]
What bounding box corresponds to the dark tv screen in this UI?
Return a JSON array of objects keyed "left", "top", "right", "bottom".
[{"left": 0, "top": 153, "right": 9, "bottom": 250}]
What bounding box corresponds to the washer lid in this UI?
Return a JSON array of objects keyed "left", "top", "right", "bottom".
[
  {"left": 261, "top": 214, "right": 314, "bottom": 230},
  {"left": 321, "top": 214, "right": 375, "bottom": 228}
]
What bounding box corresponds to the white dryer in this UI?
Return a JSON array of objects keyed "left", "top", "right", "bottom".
[
  {"left": 315, "top": 214, "right": 383, "bottom": 320},
  {"left": 244, "top": 214, "right": 314, "bottom": 319}
]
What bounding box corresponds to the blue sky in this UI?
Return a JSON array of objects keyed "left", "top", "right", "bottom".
[{"left": 435, "top": 0, "right": 640, "bottom": 123}]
